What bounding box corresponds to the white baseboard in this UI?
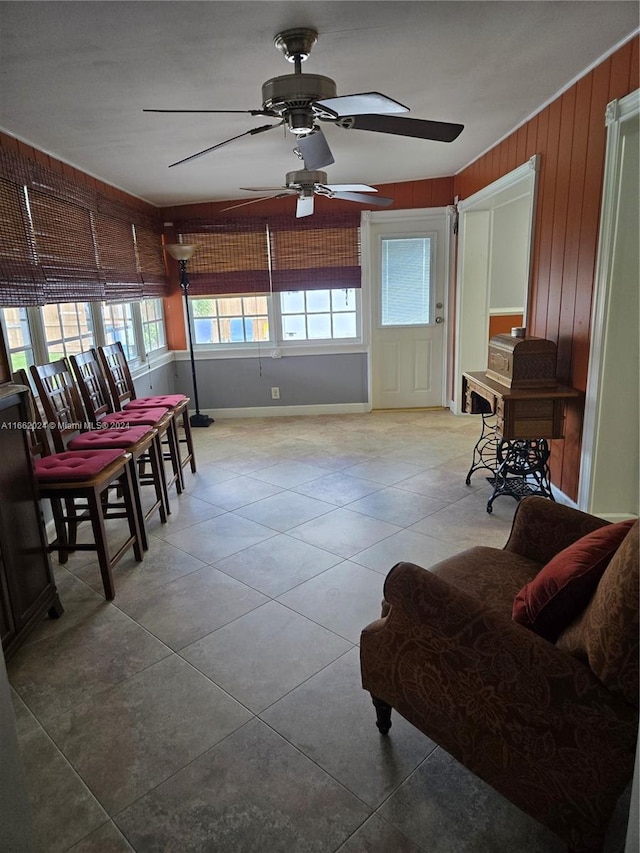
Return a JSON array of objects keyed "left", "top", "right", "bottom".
[
  {"left": 550, "top": 485, "right": 578, "bottom": 509},
  {"left": 202, "top": 403, "right": 371, "bottom": 419},
  {"left": 548, "top": 485, "right": 634, "bottom": 520}
]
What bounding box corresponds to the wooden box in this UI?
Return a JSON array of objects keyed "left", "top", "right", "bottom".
[{"left": 486, "top": 334, "right": 557, "bottom": 389}]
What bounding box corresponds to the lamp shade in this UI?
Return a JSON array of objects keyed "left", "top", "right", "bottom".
[{"left": 163, "top": 243, "right": 199, "bottom": 262}]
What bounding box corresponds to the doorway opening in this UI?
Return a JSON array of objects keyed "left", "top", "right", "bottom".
[{"left": 451, "top": 156, "right": 540, "bottom": 414}]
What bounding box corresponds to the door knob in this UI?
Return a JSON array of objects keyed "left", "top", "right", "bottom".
[{"left": 435, "top": 316, "right": 444, "bottom": 324}]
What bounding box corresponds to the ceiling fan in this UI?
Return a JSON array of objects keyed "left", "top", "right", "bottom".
[
  {"left": 145, "top": 27, "right": 464, "bottom": 170},
  {"left": 220, "top": 169, "right": 394, "bottom": 218}
]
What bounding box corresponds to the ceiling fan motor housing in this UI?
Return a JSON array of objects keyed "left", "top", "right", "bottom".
[
  {"left": 286, "top": 169, "right": 327, "bottom": 189},
  {"left": 262, "top": 74, "right": 337, "bottom": 133}
]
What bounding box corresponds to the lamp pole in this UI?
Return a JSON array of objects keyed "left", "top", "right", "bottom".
[{"left": 163, "top": 243, "right": 213, "bottom": 427}]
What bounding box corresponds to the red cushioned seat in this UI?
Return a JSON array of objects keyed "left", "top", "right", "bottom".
[
  {"left": 124, "top": 395, "right": 188, "bottom": 409},
  {"left": 99, "top": 408, "right": 170, "bottom": 427},
  {"left": 34, "top": 448, "right": 125, "bottom": 481},
  {"left": 68, "top": 425, "right": 153, "bottom": 450}
]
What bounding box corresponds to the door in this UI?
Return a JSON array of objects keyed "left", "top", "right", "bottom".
[{"left": 368, "top": 210, "right": 448, "bottom": 409}]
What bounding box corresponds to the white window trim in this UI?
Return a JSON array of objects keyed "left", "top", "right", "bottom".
[
  {"left": 1, "top": 298, "right": 168, "bottom": 373},
  {"left": 188, "top": 288, "right": 363, "bottom": 357}
]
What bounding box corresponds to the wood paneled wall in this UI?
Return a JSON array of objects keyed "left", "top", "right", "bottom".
[{"left": 454, "top": 36, "right": 639, "bottom": 501}]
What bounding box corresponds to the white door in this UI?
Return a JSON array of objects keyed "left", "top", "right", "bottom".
[{"left": 367, "top": 210, "right": 448, "bottom": 409}]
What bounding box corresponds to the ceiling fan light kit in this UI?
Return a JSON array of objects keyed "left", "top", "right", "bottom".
[{"left": 146, "top": 26, "right": 464, "bottom": 214}]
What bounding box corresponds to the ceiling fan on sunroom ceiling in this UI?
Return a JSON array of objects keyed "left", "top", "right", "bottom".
[
  {"left": 220, "top": 169, "right": 394, "bottom": 218},
  {"left": 145, "top": 27, "right": 464, "bottom": 170}
]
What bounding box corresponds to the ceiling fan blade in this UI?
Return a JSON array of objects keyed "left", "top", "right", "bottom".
[
  {"left": 220, "top": 193, "right": 292, "bottom": 212},
  {"left": 336, "top": 114, "right": 464, "bottom": 143},
  {"left": 296, "top": 195, "right": 315, "bottom": 218},
  {"left": 314, "top": 92, "right": 409, "bottom": 116},
  {"left": 168, "top": 122, "right": 282, "bottom": 168},
  {"left": 142, "top": 109, "right": 276, "bottom": 116},
  {"left": 239, "top": 186, "right": 290, "bottom": 192},
  {"left": 296, "top": 128, "right": 335, "bottom": 170},
  {"left": 331, "top": 191, "right": 393, "bottom": 207},
  {"left": 144, "top": 108, "right": 272, "bottom": 116},
  {"left": 324, "top": 183, "right": 378, "bottom": 193}
]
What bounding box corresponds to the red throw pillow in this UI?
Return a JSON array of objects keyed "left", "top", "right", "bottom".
[{"left": 512, "top": 518, "right": 636, "bottom": 641}]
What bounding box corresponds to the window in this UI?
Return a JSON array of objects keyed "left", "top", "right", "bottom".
[
  {"left": 140, "top": 298, "right": 166, "bottom": 354},
  {"left": 192, "top": 295, "right": 270, "bottom": 344},
  {"left": 190, "top": 289, "right": 360, "bottom": 347},
  {"left": 1, "top": 306, "right": 34, "bottom": 372},
  {"left": 102, "top": 302, "right": 138, "bottom": 360},
  {"left": 42, "top": 302, "right": 94, "bottom": 360},
  {"left": 280, "top": 289, "right": 358, "bottom": 340},
  {"left": 381, "top": 236, "right": 432, "bottom": 326},
  {"left": 2, "top": 299, "right": 167, "bottom": 374}
]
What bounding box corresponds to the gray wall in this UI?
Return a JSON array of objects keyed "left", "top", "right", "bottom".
[
  {"left": 132, "top": 358, "right": 180, "bottom": 398},
  {"left": 173, "top": 353, "right": 368, "bottom": 410}
]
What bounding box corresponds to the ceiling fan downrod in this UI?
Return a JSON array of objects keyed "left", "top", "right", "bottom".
[{"left": 263, "top": 29, "right": 337, "bottom": 135}]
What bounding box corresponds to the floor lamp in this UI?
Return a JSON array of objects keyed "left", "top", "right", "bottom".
[{"left": 163, "top": 243, "right": 214, "bottom": 427}]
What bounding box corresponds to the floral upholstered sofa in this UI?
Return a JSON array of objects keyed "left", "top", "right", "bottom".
[{"left": 360, "top": 496, "right": 638, "bottom": 853}]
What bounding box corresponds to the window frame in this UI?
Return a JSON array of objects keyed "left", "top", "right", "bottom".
[
  {"left": 189, "top": 287, "right": 363, "bottom": 355},
  {"left": 41, "top": 301, "right": 97, "bottom": 362},
  {"left": 191, "top": 293, "right": 272, "bottom": 347},
  {"left": 0, "top": 297, "right": 169, "bottom": 377},
  {"left": 0, "top": 306, "right": 36, "bottom": 373},
  {"left": 379, "top": 234, "right": 434, "bottom": 329},
  {"left": 101, "top": 301, "right": 139, "bottom": 363},
  {"left": 140, "top": 297, "right": 167, "bottom": 356}
]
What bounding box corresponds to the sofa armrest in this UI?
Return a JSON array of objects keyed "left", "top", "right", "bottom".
[
  {"left": 361, "top": 560, "right": 638, "bottom": 852},
  {"left": 502, "top": 496, "right": 609, "bottom": 565}
]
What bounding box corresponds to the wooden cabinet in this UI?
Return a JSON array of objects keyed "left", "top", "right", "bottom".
[{"left": 0, "top": 329, "right": 62, "bottom": 657}]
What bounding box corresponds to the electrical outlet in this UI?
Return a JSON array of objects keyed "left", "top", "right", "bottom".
[{"left": 271, "top": 386, "right": 280, "bottom": 400}]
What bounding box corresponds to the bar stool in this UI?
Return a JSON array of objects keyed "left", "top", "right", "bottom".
[
  {"left": 97, "top": 342, "right": 196, "bottom": 488},
  {"left": 72, "top": 348, "right": 183, "bottom": 496},
  {"left": 14, "top": 380, "right": 143, "bottom": 601},
  {"left": 29, "top": 359, "right": 168, "bottom": 549}
]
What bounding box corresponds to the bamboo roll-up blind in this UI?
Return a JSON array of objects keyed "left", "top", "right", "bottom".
[
  {"left": 268, "top": 213, "right": 361, "bottom": 291},
  {"left": 94, "top": 214, "right": 144, "bottom": 301},
  {"left": 28, "top": 190, "right": 105, "bottom": 303},
  {"left": 0, "top": 147, "right": 169, "bottom": 305},
  {"left": 176, "top": 219, "right": 270, "bottom": 295},
  {"left": 134, "top": 222, "right": 169, "bottom": 298},
  {"left": 173, "top": 212, "right": 362, "bottom": 295},
  {"left": 0, "top": 177, "right": 44, "bottom": 306}
]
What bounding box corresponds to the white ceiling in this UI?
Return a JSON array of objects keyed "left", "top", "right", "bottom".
[{"left": 1, "top": 2, "right": 638, "bottom": 208}]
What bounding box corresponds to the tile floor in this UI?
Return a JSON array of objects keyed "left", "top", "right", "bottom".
[{"left": 7, "top": 411, "right": 630, "bottom": 852}]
